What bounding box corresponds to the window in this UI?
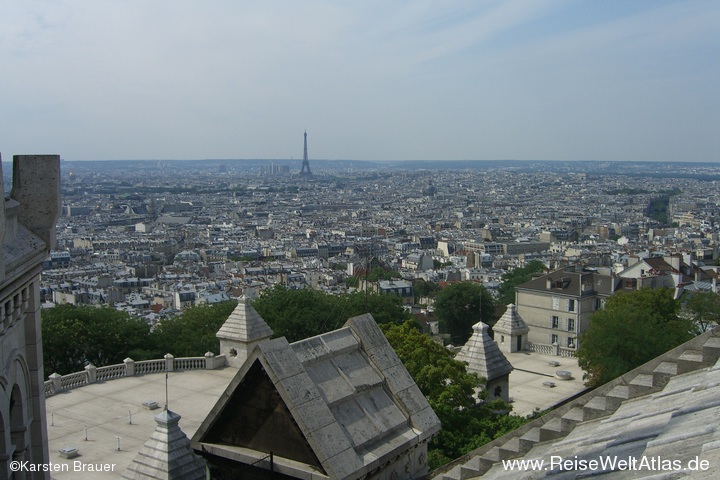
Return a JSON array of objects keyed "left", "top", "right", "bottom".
[
  {"left": 594, "top": 298, "right": 602, "bottom": 310},
  {"left": 551, "top": 334, "right": 559, "bottom": 345},
  {"left": 567, "top": 337, "right": 576, "bottom": 348},
  {"left": 567, "top": 318, "right": 575, "bottom": 332},
  {"left": 552, "top": 316, "right": 559, "bottom": 329},
  {"left": 567, "top": 299, "right": 575, "bottom": 312}
]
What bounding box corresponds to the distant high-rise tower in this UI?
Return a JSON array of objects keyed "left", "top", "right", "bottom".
[{"left": 299, "top": 130, "right": 312, "bottom": 176}]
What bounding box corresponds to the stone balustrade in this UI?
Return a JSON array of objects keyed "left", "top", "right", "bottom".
[
  {"left": 43, "top": 352, "right": 227, "bottom": 397},
  {"left": 526, "top": 341, "right": 576, "bottom": 357}
]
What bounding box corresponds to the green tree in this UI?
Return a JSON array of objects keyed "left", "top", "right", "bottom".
[
  {"left": 577, "top": 288, "right": 695, "bottom": 387},
  {"left": 252, "top": 286, "right": 344, "bottom": 342},
  {"left": 343, "top": 291, "right": 412, "bottom": 325},
  {"left": 435, "top": 282, "right": 495, "bottom": 345},
  {"left": 150, "top": 301, "right": 238, "bottom": 357},
  {"left": 380, "top": 322, "right": 528, "bottom": 469},
  {"left": 252, "top": 285, "right": 411, "bottom": 342},
  {"left": 497, "top": 260, "right": 546, "bottom": 306},
  {"left": 413, "top": 278, "right": 440, "bottom": 301},
  {"left": 367, "top": 266, "right": 401, "bottom": 282},
  {"left": 42, "top": 304, "right": 151, "bottom": 375},
  {"left": 685, "top": 291, "right": 720, "bottom": 332}
]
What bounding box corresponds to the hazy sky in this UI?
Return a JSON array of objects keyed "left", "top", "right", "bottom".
[{"left": 1, "top": 1, "right": 718, "bottom": 162}]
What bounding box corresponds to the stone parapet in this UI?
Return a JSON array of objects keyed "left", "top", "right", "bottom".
[{"left": 43, "top": 355, "right": 228, "bottom": 397}]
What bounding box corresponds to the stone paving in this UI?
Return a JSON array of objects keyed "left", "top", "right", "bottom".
[
  {"left": 504, "top": 350, "right": 586, "bottom": 417},
  {"left": 46, "top": 367, "right": 236, "bottom": 479}
]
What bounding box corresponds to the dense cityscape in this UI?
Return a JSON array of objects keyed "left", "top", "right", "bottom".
[
  {"left": 3, "top": 1, "right": 718, "bottom": 477},
  {"left": 4, "top": 156, "right": 720, "bottom": 479},
  {"left": 36, "top": 158, "right": 720, "bottom": 327}
]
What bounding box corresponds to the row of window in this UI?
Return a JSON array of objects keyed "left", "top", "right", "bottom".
[
  {"left": 550, "top": 334, "right": 576, "bottom": 348},
  {"left": 552, "top": 297, "right": 575, "bottom": 312},
  {"left": 551, "top": 297, "right": 605, "bottom": 312},
  {"left": 551, "top": 316, "right": 575, "bottom": 331}
]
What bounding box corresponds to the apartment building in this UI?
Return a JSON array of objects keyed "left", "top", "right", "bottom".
[{"left": 515, "top": 268, "right": 619, "bottom": 355}]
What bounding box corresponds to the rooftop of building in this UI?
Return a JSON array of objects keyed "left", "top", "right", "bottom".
[
  {"left": 43, "top": 345, "right": 586, "bottom": 478},
  {"left": 516, "top": 268, "right": 619, "bottom": 297},
  {"left": 46, "top": 366, "right": 235, "bottom": 479}
]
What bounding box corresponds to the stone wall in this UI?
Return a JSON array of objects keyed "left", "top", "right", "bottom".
[{"left": 0, "top": 154, "right": 60, "bottom": 479}]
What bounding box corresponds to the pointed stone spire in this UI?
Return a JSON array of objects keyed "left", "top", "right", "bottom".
[
  {"left": 493, "top": 304, "right": 529, "bottom": 353},
  {"left": 455, "top": 322, "right": 513, "bottom": 382},
  {"left": 455, "top": 322, "right": 513, "bottom": 402},
  {"left": 217, "top": 295, "right": 273, "bottom": 367},
  {"left": 122, "top": 409, "right": 206, "bottom": 480}
]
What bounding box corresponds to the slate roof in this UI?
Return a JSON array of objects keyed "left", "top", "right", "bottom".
[
  {"left": 455, "top": 322, "right": 513, "bottom": 381},
  {"left": 431, "top": 328, "right": 720, "bottom": 479},
  {"left": 517, "top": 269, "right": 618, "bottom": 297},
  {"left": 193, "top": 314, "right": 441, "bottom": 480}
]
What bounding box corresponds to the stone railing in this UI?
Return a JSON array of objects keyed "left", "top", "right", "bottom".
[
  {"left": 526, "top": 341, "right": 576, "bottom": 358},
  {"left": 43, "top": 352, "right": 227, "bottom": 398},
  {"left": 559, "top": 346, "right": 577, "bottom": 358}
]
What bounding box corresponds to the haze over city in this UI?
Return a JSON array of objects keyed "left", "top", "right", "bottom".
[{"left": 1, "top": 0, "right": 718, "bottom": 163}]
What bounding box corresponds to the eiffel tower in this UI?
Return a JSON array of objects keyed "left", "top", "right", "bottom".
[{"left": 299, "top": 130, "right": 313, "bottom": 176}]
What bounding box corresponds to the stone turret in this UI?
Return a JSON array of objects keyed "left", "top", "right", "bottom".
[
  {"left": 123, "top": 409, "right": 207, "bottom": 480},
  {"left": 493, "top": 304, "right": 529, "bottom": 353},
  {"left": 455, "top": 321, "right": 513, "bottom": 402},
  {"left": 216, "top": 296, "right": 273, "bottom": 368}
]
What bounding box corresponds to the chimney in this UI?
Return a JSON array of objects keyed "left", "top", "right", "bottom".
[{"left": 664, "top": 255, "right": 681, "bottom": 272}]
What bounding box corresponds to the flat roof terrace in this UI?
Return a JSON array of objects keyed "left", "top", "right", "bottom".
[
  {"left": 504, "top": 350, "right": 587, "bottom": 417},
  {"left": 45, "top": 366, "right": 236, "bottom": 479},
  {"left": 43, "top": 351, "right": 586, "bottom": 478}
]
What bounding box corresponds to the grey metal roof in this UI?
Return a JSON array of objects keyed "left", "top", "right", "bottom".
[{"left": 516, "top": 269, "right": 618, "bottom": 297}]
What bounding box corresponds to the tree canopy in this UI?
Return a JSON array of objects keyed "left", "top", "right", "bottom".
[
  {"left": 380, "top": 321, "right": 528, "bottom": 469},
  {"left": 42, "top": 304, "right": 151, "bottom": 375},
  {"left": 497, "top": 260, "right": 546, "bottom": 306},
  {"left": 684, "top": 290, "right": 720, "bottom": 333},
  {"left": 251, "top": 285, "right": 411, "bottom": 342},
  {"left": 434, "top": 282, "right": 495, "bottom": 345},
  {"left": 413, "top": 278, "right": 440, "bottom": 301},
  {"left": 150, "top": 301, "right": 238, "bottom": 357},
  {"left": 577, "top": 288, "right": 695, "bottom": 387}
]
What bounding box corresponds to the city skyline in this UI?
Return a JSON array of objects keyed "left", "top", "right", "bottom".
[{"left": 1, "top": 1, "right": 718, "bottom": 163}]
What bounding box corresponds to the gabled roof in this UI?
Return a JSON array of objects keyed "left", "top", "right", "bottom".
[
  {"left": 455, "top": 322, "right": 513, "bottom": 381},
  {"left": 192, "top": 314, "right": 440, "bottom": 480}
]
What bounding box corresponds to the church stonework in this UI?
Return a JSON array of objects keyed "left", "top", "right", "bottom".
[{"left": 0, "top": 154, "right": 61, "bottom": 479}]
